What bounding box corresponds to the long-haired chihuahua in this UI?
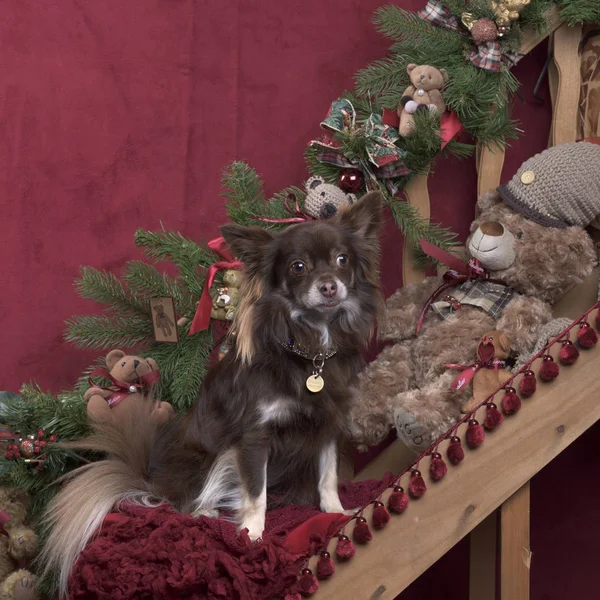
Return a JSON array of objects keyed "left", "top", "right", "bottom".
[{"left": 40, "top": 190, "right": 384, "bottom": 596}]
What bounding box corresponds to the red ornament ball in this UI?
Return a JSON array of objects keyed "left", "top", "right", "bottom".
[
  {"left": 539, "top": 355, "right": 559, "bottom": 382},
  {"left": 484, "top": 403, "right": 504, "bottom": 429},
  {"left": 466, "top": 420, "right": 485, "bottom": 448},
  {"left": 338, "top": 169, "right": 365, "bottom": 193},
  {"left": 559, "top": 340, "right": 579, "bottom": 365},
  {"left": 19, "top": 439, "right": 35, "bottom": 458},
  {"left": 578, "top": 322, "right": 598, "bottom": 348},
  {"left": 447, "top": 436, "right": 465, "bottom": 464},
  {"left": 519, "top": 370, "right": 537, "bottom": 396}
]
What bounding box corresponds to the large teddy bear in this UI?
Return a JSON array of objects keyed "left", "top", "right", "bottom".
[
  {"left": 397, "top": 64, "right": 448, "bottom": 137},
  {"left": 351, "top": 142, "right": 600, "bottom": 453}
]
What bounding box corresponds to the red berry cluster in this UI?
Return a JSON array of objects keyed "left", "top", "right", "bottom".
[{"left": 3, "top": 428, "right": 57, "bottom": 469}]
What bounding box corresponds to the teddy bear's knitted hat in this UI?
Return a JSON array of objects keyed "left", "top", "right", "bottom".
[{"left": 497, "top": 141, "right": 600, "bottom": 229}]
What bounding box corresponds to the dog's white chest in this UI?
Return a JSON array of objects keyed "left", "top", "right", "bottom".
[{"left": 258, "top": 398, "right": 296, "bottom": 425}]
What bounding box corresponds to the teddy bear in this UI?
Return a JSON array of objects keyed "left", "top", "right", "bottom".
[
  {"left": 397, "top": 64, "right": 448, "bottom": 137},
  {"left": 85, "top": 350, "right": 174, "bottom": 425},
  {"left": 0, "top": 487, "right": 40, "bottom": 600},
  {"left": 211, "top": 269, "right": 242, "bottom": 322},
  {"left": 303, "top": 176, "right": 356, "bottom": 219},
  {"left": 456, "top": 330, "right": 513, "bottom": 414},
  {"left": 350, "top": 141, "right": 600, "bottom": 453}
]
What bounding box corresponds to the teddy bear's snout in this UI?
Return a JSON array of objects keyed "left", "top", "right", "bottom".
[
  {"left": 468, "top": 221, "right": 516, "bottom": 271},
  {"left": 320, "top": 203, "right": 338, "bottom": 218},
  {"left": 479, "top": 221, "right": 505, "bottom": 236}
]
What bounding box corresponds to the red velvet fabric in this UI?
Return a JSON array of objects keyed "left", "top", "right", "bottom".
[{"left": 2, "top": 1, "right": 599, "bottom": 599}]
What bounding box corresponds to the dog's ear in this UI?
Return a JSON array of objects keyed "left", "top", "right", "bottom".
[
  {"left": 220, "top": 224, "right": 274, "bottom": 270},
  {"left": 338, "top": 191, "right": 383, "bottom": 241}
]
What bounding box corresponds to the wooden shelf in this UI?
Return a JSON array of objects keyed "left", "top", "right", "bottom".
[{"left": 312, "top": 337, "right": 600, "bottom": 599}]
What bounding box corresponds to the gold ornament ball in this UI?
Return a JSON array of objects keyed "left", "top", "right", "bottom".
[{"left": 471, "top": 18, "right": 498, "bottom": 43}]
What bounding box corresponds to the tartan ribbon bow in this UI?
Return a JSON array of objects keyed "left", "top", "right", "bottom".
[
  {"left": 88, "top": 368, "right": 160, "bottom": 408},
  {"left": 444, "top": 338, "right": 506, "bottom": 390},
  {"left": 416, "top": 239, "right": 507, "bottom": 333},
  {"left": 418, "top": 0, "right": 522, "bottom": 73},
  {"left": 309, "top": 98, "right": 410, "bottom": 195},
  {"left": 189, "top": 237, "right": 244, "bottom": 335}
]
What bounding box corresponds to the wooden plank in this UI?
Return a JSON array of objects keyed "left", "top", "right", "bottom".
[
  {"left": 500, "top": 483, "right": 531, "bottom": 600},
  {"left": 402, "top": 173, "right": 430, "bottom": 286},
  {"left": 518, "top": 5, "right": 562, "bottom": 56},
  {"left": 313, "top": 332, "right": 600, "bottom": 600},
  {"left": 469, "top": 512, "right": 498, "bottom": 600},
  {"left": 476, "top": 143, "right": 505, "bottom": 200},
  {"left": 551, "top": 22, "right": 583, "bottom": 146}
]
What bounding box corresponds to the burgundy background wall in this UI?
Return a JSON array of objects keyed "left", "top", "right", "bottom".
[{"left": 1, "top": 1, "right": 598, "bottom": 598}]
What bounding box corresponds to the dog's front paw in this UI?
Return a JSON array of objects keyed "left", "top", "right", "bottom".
[{"left": 241, "top": 515, "right": 265, "bottom": 542}]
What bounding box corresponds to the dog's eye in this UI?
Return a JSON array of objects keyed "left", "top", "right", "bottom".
[
  {"left": 290, "top": 261, "right": 306, "bottom": 275},
  {"left": 336, "top": 254, "right": 348, "bottom": 267}
]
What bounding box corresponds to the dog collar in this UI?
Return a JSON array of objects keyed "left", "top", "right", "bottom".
[
  {"left": 279, "top": 338, "right": 337, "bottom": 361},
  {"left": 280, "top": 339, "right": 336, "bottom": 393}
]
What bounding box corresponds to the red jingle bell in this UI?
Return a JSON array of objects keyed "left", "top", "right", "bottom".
[
  {"left": 338, "top": 169, "right": 365, "bottom": 193},
  {"left": 519, "top": 370, "right": 537, "bottom": 396},
  {"left": 539, "top": 355, "right": 559, "bottom": 382},
  {"left": 408, "top": 469, "right": 427, "bottom": 498},
  {"left": 484, "top": 403, "right": 504, "bottom": 429},
  {"left": 559, "top": 340, "right": 579, "bottom": 365},
  {"left": 577, "top": 322, "right": 598, "bottom": 349},
  {"left": 388, "top": 486, "right": 409, "bottom": 513},
  {"left": 466, "top": 419, "right": 485, "bottom": 448},
  {"left": 447, "top": 436, "right": 465, "bottom": 464},
  {"left": 501, "top": 387, "right": 521, "bottom": 415}
]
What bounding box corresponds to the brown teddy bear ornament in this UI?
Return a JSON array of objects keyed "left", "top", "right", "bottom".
[
  {"left": 449, "top": 330, "right": 513, "bottom": 414},
  {"left": 85, "top": 350, "right": 174, "bottom": 425},
  {"left": 0, "top": 488, "right": 40, "bottom": 600},
  {"left": 211, "top": 269, "right": 242, "bottom": 322},
  {"left": 397, "top": 64, "right": 448, "bottom": 136},
  {"left": 351, "top": 142, "right": 600, "bottom": 454}
]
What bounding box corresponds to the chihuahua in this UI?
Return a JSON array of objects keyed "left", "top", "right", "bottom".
[{"left": 40, "top": 190, "right": 384, "bottom": 596}]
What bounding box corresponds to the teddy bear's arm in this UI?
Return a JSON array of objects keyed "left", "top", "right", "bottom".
[
  {"left": 496, "top": 296, "right": 554, "bottom": 356},
  {"left": 83, "top": 386, "right": 112, "bottom": 402},
  {"left": 381, "top": 276, "right": 444, "bottom": 341},
  {"left": 427, "top": 89, "right": 445, "bottom": 113},
  {"left": 399, "top": 85, "right": 416, "bottom": 107}
]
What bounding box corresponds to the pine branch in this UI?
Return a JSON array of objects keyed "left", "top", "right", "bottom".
[
  {"left": 134, "top": 229, "right": 213, "bottom": 300},
  {"left": 559, "top": 0, "right": 600, "bottom": 25},
  {"left": 65, "top": 315, "right": 154, "bottom": 350},
  {"left": 374, "top": 5, "right": 464, "bottom": 44},
  {"left": 125, "top": 261, "right": 194, "bottom": 316},
  {"left": 75, "top": 267, "right": 149, "bottom": 317}
]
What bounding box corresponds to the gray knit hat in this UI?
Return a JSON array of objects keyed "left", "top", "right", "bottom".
[{"left": 497, "top": 142, "right": 600, "bottom": 229}]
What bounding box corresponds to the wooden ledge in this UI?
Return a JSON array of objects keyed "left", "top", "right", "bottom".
[{"left": 313, "top": 323, "right": 600, "bottom": 599}]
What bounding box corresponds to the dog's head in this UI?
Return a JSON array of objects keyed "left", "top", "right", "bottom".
[{"left": 221, "top": 191, "right": 384, "bottom": 359}]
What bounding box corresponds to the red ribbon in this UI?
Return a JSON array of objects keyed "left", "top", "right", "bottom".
[
  {"left": 416, "top": 239, "right": 506, "bottom": 333},
  {"left": 255, "top": 193, "right": 315, "bottom": 224},
  {"left": 88, "top": 368, "right": 160, "bottom": 408},
  {"left": 0, "top": 509, "right": 10, "bottom": 538},
  {"left": 445, "top": 340, "right": 506, "bottom": 390},
  {"left": 189, "top": 237, "right": 244, "bottom": 335}
]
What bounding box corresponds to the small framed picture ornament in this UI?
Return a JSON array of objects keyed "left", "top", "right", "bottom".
[{"left": 150, "top": 297, "right": 179, "bottom": 343}]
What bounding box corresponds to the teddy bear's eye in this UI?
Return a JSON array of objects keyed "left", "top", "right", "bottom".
[
  {"left": 517, "top": 231, "right": 524, "bottom": 240},
  {"left": 320, "top": 191, "right": 326, "bottom": 197},
  {"left": 489, "top": 337, "right": 493, "bottom": 341},
  {"left": 121, "top": 361, "right": 126, "bottom": 367}
]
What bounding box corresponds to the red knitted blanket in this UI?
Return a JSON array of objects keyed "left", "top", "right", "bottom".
[{"left": 69, "top": 474, "right": 393, "bottom": 600}]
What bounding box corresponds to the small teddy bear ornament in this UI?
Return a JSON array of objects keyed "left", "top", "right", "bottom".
[
  {"left": 85, "top": 350, "right": 174, "bottom": 425},
  {"left": 0, "top": 487, "right": 40, "bottom": 600},
  {"left": 448, "top": 330, "right": 513, "bottom": 414},
  {"left": 211, "top": 269, "right": 242, "bottom": 322},
  {"left": 397, "top": 64, "right": 448, "bottom": 137},
  {"left": 303, "top": 176, "right": 356, "bottom": 219}
]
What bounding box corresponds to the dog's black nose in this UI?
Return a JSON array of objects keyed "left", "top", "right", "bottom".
[
  {"left": 319, "top": 280, "right": 337, "bottom": 298},
  {"left": 133, "top": 360, "right": 140, "bottom": 368}
]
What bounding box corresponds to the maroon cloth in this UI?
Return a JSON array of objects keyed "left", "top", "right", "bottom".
[{"left": 69, "top": 476, "right": 393, "bottom": 600}]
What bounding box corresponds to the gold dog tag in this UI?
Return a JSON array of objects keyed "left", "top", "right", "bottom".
[{"left": 306, "top": 375, "right": 324, "bottom": 393}]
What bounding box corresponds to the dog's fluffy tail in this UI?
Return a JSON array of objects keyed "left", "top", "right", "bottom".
[{"left": 37, "top": 404, "right": 166, "bottom": 598}]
